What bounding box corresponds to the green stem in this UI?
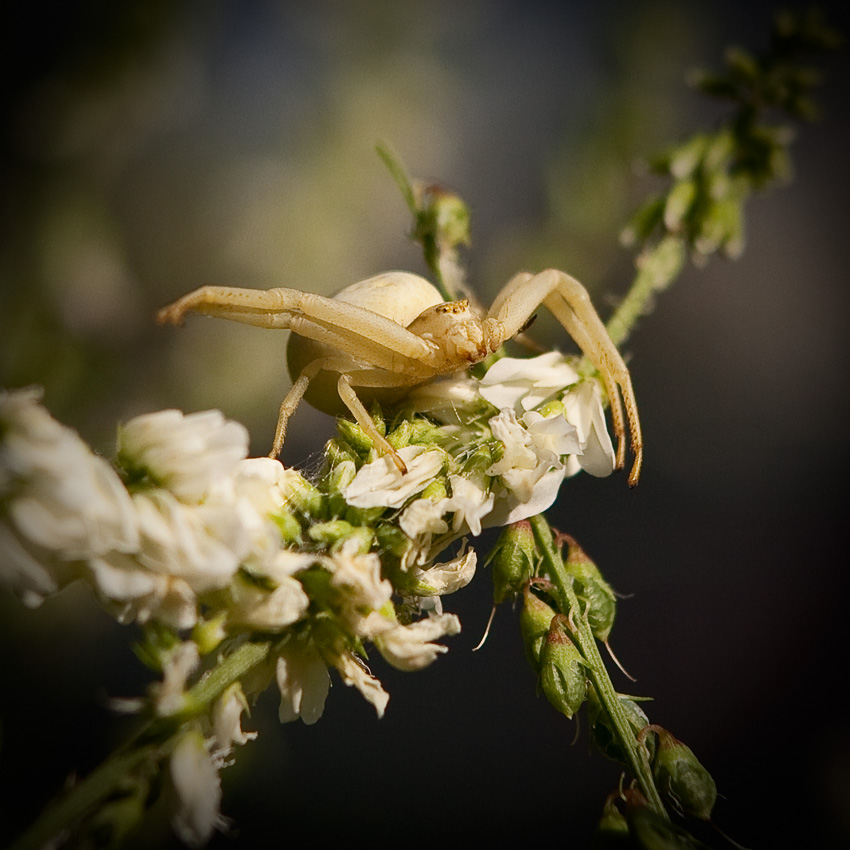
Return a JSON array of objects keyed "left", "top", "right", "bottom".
[
  {"left": 9, "top": 639, "right": 272, "bottom": 850},
  {"left": 529, "top": 515, "right": 668, "bottom": 818},
  {"left": 606, "top": 235, "right": 687, "bottom": 348}
]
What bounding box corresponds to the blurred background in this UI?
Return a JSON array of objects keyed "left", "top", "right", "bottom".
[{"left": 1, "top": 0, "right": 848, "bottom": 846}]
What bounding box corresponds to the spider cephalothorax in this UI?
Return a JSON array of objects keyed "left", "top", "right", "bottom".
[{"left": 158, "top": 269, "right": 642, "bottom": 485}]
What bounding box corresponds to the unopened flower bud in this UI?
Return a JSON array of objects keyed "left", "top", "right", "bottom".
[
  {"left": 663, "top": 178, "right": 698, "bottom": 232},
  {"left": 308, "top": 521, "right": 373, "bottom": 555},
  {"left": 336, "top": 418, "right": 382, "bottom": 457},
  {"left": 272, "top": 510, "right": 303, "bottom": 545},
  {"left": 416, "top": 185, "right": 471, "bottom": 249},
  {"left": 279, "top": 471, "right": 325, "bottom": 517},
  {"left": 620, "top": 195, "right": 666, "bottom": 247},
  {"left": 539, "top": 616, "right": 587, "bottom": 719},
  {"left": 623, "top": 787, "right": 711, "bottom": 849},
  {"left": 648, "top": 726, "right": 717, "bottom": 821},
  {"left": 191, "top": 613, "right": 227, "bottom": 656},
  {"left": 387, "top": 419, "right": 413, "bottom": 450},
  {"left": 593, "top": 794, "right": 630, "bottom": 849},
  {"left": 420, "top": 478, "right": 448, "bottom": 502},
  {"left": 519, "top": 581, "right": 558, "bottom": 668},
  {"left": 490, "top": 520, "right": 536, "bottom": 604},
  {"left": 561, "top": 534, "right": 617, "bottom": 642}
]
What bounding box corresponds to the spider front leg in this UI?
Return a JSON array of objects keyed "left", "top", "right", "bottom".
[
  {"left": 158, "top": 284, "right": 439, "bottom": 469},
  {"left": 490, "top": 270, "right": 643, "bottom": 486}
]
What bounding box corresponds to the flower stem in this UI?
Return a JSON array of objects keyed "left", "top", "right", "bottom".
[
  {"left": 9, "top": 639, "right": 272, "bottom": 850},
  {"left": 605, "top": 235, "right": 687, "bottom": 348},
  {"left": 529, "top": 514, "right": 667, "bottom": 818}
]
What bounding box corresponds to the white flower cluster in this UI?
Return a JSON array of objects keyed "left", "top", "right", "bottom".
[
  {"left": 0, "top": 388, "right": 462, "bottom": 719},
  {"left": 1, "top": 353, "right": 617, "bottom": 845},
  {"left": 355, "top": 351, "right": 615, "bottom": 536}
]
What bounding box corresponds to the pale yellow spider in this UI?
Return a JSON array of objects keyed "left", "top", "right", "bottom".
[{"left": 157, "top": 270, "right": 642, "bottom": 485}]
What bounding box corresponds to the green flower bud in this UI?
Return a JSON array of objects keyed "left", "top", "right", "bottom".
[
  {"left": 191, "top": 613, "right": 227, "bottom": 656},
  {"left": 649, "top": 726, "right": 717, "bottom": 821},
  {"left": 307, "top": 521, "right": 374, "bottom": 555},
  {"left": 387, "top": 419, "right": 413, "bottom": 450},
  {"left": 538, "top": 616, "right": 587, "bottom": 719},
  {"left": 592, "top": 794, "right": 630, "bottom": 850},
  {"left": 417, "top": 185, "right": 472, "bottom": 249},
  {"left": 668, "top": 133, "right": 710, "bottom": 179},
  {"left": 620, "top": 195, "right": 666, "bottom": 247},
  {"left": 461, "top": 444, "right": 496, "bottom": 477},
  {"left": 335, "top": 418, "right": 375, "bottom": 456},
  {"left": 280, "top": 473, "right": 326, "bottom": 518},
  {"left": 623, "top": 788, "right": 712, "bottom": 850},
  {"left": 325, "top": 437, "right": 358, "bottom": 466},
  {"left": 325, "top": 458, "right": 357, "bottom": 493},
  {"left": 375, "top": 523, "right": 414, "bottom": 559},
  {"left": 272, "top": 510, "right": 303, "bottom": 545},
  {"left": 724, "top": 46, "right": 759, "bottom": 84},
  {"left": 420, "top": 477, "right": 449, "bottom": 502},
  {"left": 587, "top": 687, "right": 655, "bottom": 766},
  {"left": 490, "top": 520, "right": 537, "bottom": 604},
  {"left": 561, "top": 535, "right": 617, "bottom": 642},
  {"left": 85, "top": 775, "right": 150, "bottom": 849},
  {"left": 519, "top": 581, "right": 558, "bottom": 669},
  {"left": 694, "top": 196, "right": 742, "bottom": 258},
  {"left": 407, "top": 418, "right": 445, "bottom": 447},
  {"left": 663, "top": 178, "right": 699, "bottom": 232}
]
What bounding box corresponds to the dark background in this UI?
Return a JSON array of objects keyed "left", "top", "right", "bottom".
[{"left": 1, "top": 1, "right": 848, "bottom": 846}]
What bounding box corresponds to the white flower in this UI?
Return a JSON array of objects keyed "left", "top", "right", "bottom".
[
  {"left": 89, "top": 552, "right": 199, "bottom": 629},
  {"left": 329, "top": 539, "right": 393, "bottom": 630},
  {"left": 561, "top": 381, "right": 616, "bottom": 477},
  {"left": 486, "top": 407, "right": 584, "bottom": 525},
  {"left": 412, "top": 545, "right": 477, "bottom": 596},
  {"left": 118, "top": 409, "right": 248, "bottom": 504},
  {"left": 488, "top": 410, "right": 550, "bottom": 502},
  {"left": 332, "top": 650, "right": 390, "bottom": 718},
  {"left": 373, "top": 612, "right": 462, "bottom": 672},
  {"left": 170, "top": 730, "right": 228, "bottom": 847},
  {"left": 0, "top": 522, "right": 60, "bottom": 607},
  {"left": 1, "top": 388, "right": 138, "bottom": 562},
  {"left": 343, "top": 446, "right": 444, "bottom": 509},
  {"left": 132, "top": 490, "right": 247, "bottom": 591},
  {"left": 212, "top": 684, "right": 257, "bottom": 754},
  {"left": 276, "top": 642, "right": 331, "bottom": 725},
  {"left": 479, "top": 352, "right": 579, "bottom": 411},
  {"left": 154, "top": 641, "right": 200, "bottom": 716},
  {"left": 229, "top": 572, "right": 310, "bottom": 631},
  {"left": 522, "top": 408, "right": 582, "bottom": 463},
  {"left": 489, "top": 468, "right": 569, "bottom": 526},
  {"left": 231, "top": 457, "right": 291, "bottom": 515},
  {"left": 443, "top": 474, "right": 495, "bottom": 536},
  {"left": 399, "top": 498, "right": 449, "bottom": 539}
]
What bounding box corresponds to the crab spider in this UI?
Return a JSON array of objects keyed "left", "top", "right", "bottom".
[{"left": 157, "top": 270, "right": 642, "bottom": 485}]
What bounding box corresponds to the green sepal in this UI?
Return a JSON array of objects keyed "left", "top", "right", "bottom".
[
  {"left": 519, "top": 582, "right": 558, "bottom": 669},
  {"left": 592, "top": 794, "right": 631, "bottom": 849},
  {"left": 561, "top": 535, "right": 617, "bottom": 642},
  {"left": 335, "top": 418, "right": 374, "bottom": 456},
  {"left": 649, "top": 727, "right": 717, "bottom": 821},
  {"left": 490, "top": 520, "right": 537, "bottom": 604},
  {"left": 623, "top": 789, "right": 712, "bottom": 849},
  {"left": 271, "top": 510, "right": 303, "bottom": 545},
  {"left": 191, "top": 612, "right": 227, "bottom": 656},
  {"left": 538, "top": 617, "right": 587, "bottom": 719},
  {"left": 132, "top": 622, "right": 181, "bottom": 672}
]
